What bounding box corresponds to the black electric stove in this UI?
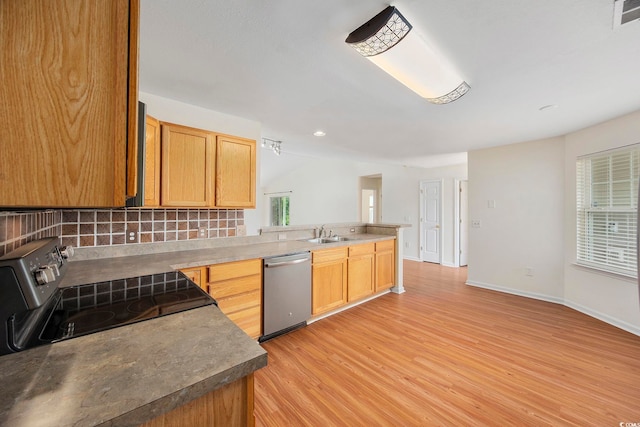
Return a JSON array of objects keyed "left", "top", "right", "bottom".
[{"left": 0, "top": 238, "right": 215, "bottom": 355}]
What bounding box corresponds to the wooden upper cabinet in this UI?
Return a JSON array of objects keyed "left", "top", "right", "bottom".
[
  {"left": 160, "top": 123, "right": 214, "bottom": 207},
  {"left": 0, "top": 0, "right": 139, "bottom": 207},
  {"left": 144, "top": 115, "right": 161, "bottom": 207},
  {"left": 216, "top": 135, "right": 256, "bottom": 208}
]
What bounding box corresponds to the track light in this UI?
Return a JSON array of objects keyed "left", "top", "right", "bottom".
[{"left": 261, "top": 138, "right": 282, "bottom": 155}]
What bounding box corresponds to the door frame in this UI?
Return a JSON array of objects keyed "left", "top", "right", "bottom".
[
  {"left": 419, "top": 179, "right": 443, "bottom": 264},
  {"left": 454, "top": 179, "right": 468, "bottom": 267}
]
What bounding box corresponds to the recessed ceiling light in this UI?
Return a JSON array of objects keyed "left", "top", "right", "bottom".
[
  {"left": 313, "top": 130, "right": 326, "bottom": 137},
  {"left": 539, "top": 104, "right": 558, "bottom": 111}
]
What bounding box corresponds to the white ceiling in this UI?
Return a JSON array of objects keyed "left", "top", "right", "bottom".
[{"left": 140, "top": 0, "right": 640, "bottom": 168}]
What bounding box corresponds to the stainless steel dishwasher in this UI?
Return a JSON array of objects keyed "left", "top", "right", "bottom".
[{"left": 260, "top": 252, "right": 311, "bottom": 342}]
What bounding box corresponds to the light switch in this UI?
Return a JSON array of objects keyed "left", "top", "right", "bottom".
[{"left": 488, "top": 200, "right": 496, "bottom": 208}]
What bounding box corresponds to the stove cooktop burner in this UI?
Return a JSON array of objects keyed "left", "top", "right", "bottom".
[{"left": 41, "top": 271, "right": 215, "bottom": 342}]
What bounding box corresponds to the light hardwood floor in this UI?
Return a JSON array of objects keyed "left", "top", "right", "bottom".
[{"left": 254, "top": 260, "right": 640, "bottom": 426}]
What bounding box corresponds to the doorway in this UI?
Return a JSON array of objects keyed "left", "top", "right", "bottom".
[
  {"left": 359, "top": 175, "right": 382, "bottom": 223},
  {"left": 420, "top": 180, "right": 442, "bottom": 263},
  {"left": 455, "top": 180, "right": 468, "bottom": 267}
]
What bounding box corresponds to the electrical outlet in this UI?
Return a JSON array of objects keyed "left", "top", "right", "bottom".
[
  {"left": 525, "top": 267, "right": 534, "bottom": 277},
  {"left": 278, "top": 233, "right": 287, "bottom": 241},
  {"left": 198, "top": 226, "right": 207, "bottom": 238},
  {"left": 471, "top": 220, "right": 482, "bottom": 228},
  {"left": 236, "top": 225, "right": 246, "bottom": 236},
  {"left": 127, "top": 229, "right": 138, "bottom": 243}
]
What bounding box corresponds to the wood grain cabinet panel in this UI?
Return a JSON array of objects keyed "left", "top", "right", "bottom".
[
  {"left": 375, "top": 240, "right": 395, "bottom": 291},
  {"left": 180, "top": 266, "right": 206, "bottom": 288},
  {"left": 312, "top": 248, "right": 348, "bottom": 315},
  {"left": 207, "top": 259, "right": 262, "bottom": 339},
  {"left": 140, "top": 373, "right": 255, "bottom": 427},
  {"left": 216, "top": 135, "right": 256, "bottom": 208},
  {"left": 347, "top": 244, "right": 375, "bottom": 302},
  {"left": 0, "top": 0, "right": 139, "bottom": 207},
  {"left": 160, "top": 123, "right": 214, "bottom": 207},
  {"left": 143, "top": 115, "right": 161, "bottom": 207}
]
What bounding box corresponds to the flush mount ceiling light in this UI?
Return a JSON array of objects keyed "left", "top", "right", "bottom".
[
  {"left": 261, "top": 138, "right": 282, "bottom": 155},
  {"left": 345, "top": 6, "right": 470, "bottom": 104},
  {"left": 313, "top": 130, "right": 326, "bottom": 137}
]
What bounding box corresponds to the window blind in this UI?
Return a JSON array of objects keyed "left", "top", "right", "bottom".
[{"left": 576, "top": 144, "right": 639, "bottom": 277}]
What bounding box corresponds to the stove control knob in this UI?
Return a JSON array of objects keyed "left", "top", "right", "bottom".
[
  {"left": 60, "top": 245, "right": 75, "bottom": 260},
  {"left": 35, "top": 266, "right": 56, "bottom": 286}
]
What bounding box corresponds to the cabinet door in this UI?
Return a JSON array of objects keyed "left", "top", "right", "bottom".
[
  {"left": 161, "top": 123, "right": 214, "bottom": 207},
  {"left": 375, "top": 250, "right": 395, "bottom": 291},
  {"left": 144, "top": 115, "right": 161, "bottom": 206},
  {"left": 0, "top": 0, "right": 138, "bottom": 207},
  {"left": 216, "top": 135, "right": 256, "bottom": 208},
  {"left": 375, "top": 240, "right": 395, "bottom": 291},
  {"left": 347, "top": 253, "right": 375, "bottom": 302},
  {"left": 180, "top": 267, "right": 206, "bottom": 288},
  {"left": 312, "top": 258, "right": 348, "bottom": 315}
]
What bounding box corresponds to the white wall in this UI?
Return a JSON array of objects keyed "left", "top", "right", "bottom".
[
  {"left": 139, "top": 92, "right": 264, "bottom": 235},
  {"left": 563, "top": 110, "right": 640, "bottom": 333},
  {"left": 467, "top": 138, "right": 566, "bottom": 300},
  {"left": 468, "top": 109, "right": 640, "bottom": 335},
  {"left": 261, "top": 151, "right": 467, "bottom": 263}
]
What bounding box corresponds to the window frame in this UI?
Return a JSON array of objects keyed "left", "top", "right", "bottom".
[{"left": 576, "top": 144, "right": 639, "bottom": 278}]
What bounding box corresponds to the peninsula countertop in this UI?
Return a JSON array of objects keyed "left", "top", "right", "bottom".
[
  {"left": 0, "top": 304, "right": 267, "bottom": 427},
  {"left": 60, "top": 233, "right": 396, "bottom": 287}
]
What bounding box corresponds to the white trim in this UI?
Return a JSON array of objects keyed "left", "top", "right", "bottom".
[
  {"left": 441, "top": 261, "right": 457, "bottom": 268},
  {"left": 465, "top": 280, "right": 564, "bottom": 304},
  {"left": 454, "top": 179, "right": 461, "bottom": 268},
  {"left": 419, "top": 179, "right": 444, "bottom": 264},
  {"left": 403, "top": 255, "right": 422, "bottom": 262},
  {"left": 307, "top": 289, "right": 391, "bottom": 324},
  {"left": 564, "top": 299, "right": 640, "bottom": 337},
  {"left": 466, "top": 279, "right": 640, "bottom": 337}
]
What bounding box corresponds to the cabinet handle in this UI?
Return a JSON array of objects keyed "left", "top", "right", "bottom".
[{"left": 206, "top": 285, "right": 211, "bottom": 294}]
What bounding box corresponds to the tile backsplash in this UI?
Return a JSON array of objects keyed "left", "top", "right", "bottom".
[
  {"left": 0, "top": 211, "right": 62, "bottom": 257},
  {"left": 0, "top": 209, "right": 244, "bottom": 257}
]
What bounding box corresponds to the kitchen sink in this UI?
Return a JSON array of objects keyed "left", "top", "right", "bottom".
[{"left": 306, "top": 236, "right": 351, "bottom": 244}]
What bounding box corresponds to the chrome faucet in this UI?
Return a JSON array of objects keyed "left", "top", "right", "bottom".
[{"left": 318, "top": 224, "right": 325, "bottom": 238}]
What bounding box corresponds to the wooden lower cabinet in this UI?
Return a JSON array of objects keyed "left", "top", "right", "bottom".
[
  {"left": 347, "top": 243, "right": 375, "bottom": 302},
  {"left": 375, "top": 240, "right": 395, "bottom": 291},
  {"left": 140, "top": 373, "right": 255, "bottom": 427},
  {"left": 180, "top": 266, "right": 206, "bottom": 287},
  {"left": 312, "top": 247, "right": 348, "bottom": 315},
  {"left": 206, "top": 259, "right": 262, "bottom": 339}
]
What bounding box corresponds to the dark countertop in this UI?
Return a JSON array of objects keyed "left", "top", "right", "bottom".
[{"left": 0, "top": 305, "right": 266, "bottom": 427}]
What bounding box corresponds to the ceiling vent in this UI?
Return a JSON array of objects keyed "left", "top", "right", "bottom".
[{"left": 614, "top": 0, "right": 640, "bottom": 27}]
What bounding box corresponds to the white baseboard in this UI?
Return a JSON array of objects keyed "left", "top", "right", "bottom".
[
  {"left": 441, "top": 261, "right": 458, "bottom": 268},
  {"left": 307, "top": 289, "right": 391, "bottom": 324},
  {"left": 466, "top": 280, "right": 640, "bottom": 337},
  {"left": 564, "top": 299, "right": 640, "bottom": 337},
  {"left": 466, "top": 280, "right": 564, "bottom": 304},
  {"left": 403, "top": 256, "right": 422, "bottom": 262}
]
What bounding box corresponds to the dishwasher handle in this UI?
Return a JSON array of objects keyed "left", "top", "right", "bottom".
[{"left": 264, "top": 257, "right": 309, "bottom": 268}]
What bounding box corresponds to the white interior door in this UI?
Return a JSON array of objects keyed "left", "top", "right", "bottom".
[
  {"left": 459, "top": 181, "right": 468, "bottom": 267},
  {"left": 420, "top": 180, "right": 441, "bottom": 263}
]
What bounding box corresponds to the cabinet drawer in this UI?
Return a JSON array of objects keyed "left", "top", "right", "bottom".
[
  {"left": 227, "top": 305, "right": 261, "bottom": 339},
  {"left": 312, "top": 247, "right": 348, "bottom": 264},
  {"left": 348, "top": 243, "right": 375, "bottom": 257},
  {"left": 208, "top": 259, "right": 262, "bottom": 281},
  {"left": 375, "top": 239, "right": 395, "bottom": 252},
  {"left": 217, "top": 290, "right": 261, "bottom": 314},
  {"left": 207, "top": 275, "right": 261, "bottom": 299}
]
